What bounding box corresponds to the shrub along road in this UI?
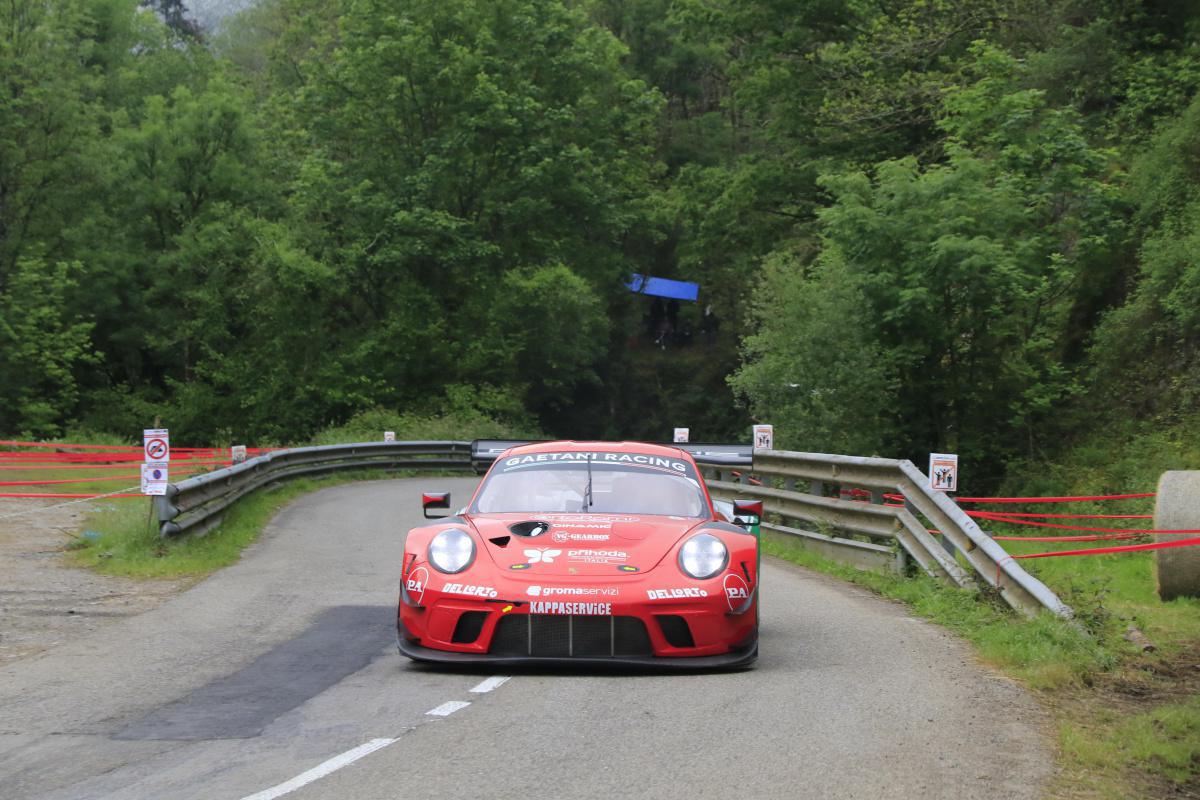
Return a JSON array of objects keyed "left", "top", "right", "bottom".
[{"left": 0, "top": 478, "right": 1050, "bottom": 799}]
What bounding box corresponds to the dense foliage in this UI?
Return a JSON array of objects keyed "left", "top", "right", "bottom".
[{"left": 2, "top": 0, "right": 1198, "bottom": 484}]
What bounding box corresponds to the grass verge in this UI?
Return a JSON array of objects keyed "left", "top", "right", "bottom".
[
  {"left": 69, "top": 471, "right": 402, "bottom": 577},
  {"left": 762, "top": 530, "right": 1200, "bottom": 799}
]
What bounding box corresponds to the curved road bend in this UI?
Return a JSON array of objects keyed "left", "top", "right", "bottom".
[{"left": 0, "top": 477, "right": 1051, "bottom": 800}]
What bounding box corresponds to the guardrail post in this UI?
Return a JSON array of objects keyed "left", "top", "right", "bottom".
[
  {"left": 878, "top": 490, "right": 906, "bottom": 571},
  {"left": 911, "top": 497, "right": 957, "bottom": 560}
]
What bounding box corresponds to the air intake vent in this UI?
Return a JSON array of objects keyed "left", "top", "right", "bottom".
[
  {"left": 656, "top": 615, "right": 695, "bottom": 648},
  {"left": 451, "top": 611, "right": 488, "bottom": 644}
]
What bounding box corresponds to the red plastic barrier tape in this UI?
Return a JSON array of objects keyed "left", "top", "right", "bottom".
[
  {"left": 0, "top": 475, "right": 142, "bottom": 486},
  {"left": 729, "top": 471, "right": 765, "bottom": 487},
  {"left": 0, "top": 441, "right": 237, "bottom": 453},
  {"left": 0, "top": 459, "right": 232, "bottom": 470},
  {"left": 957, "top": 493, "right": 1155, "bottom": 504},
  {"left": 1009, "top": 536, "right": 1200, "bottom": 560},
  {"left": 993, "top": 533, "right": 1145, "bottom": 543},
  {"left": 0, "top": 492, "right": 144, "bottom": 499},
  {"left": 972, "top": 511, "right": 1198, "bottom": 535},
  {"left": 974, "top": 511, "right": 1153, "bottom": 520},
  {"left": 0, "top": 440, "right": 138, "bottom": 451},
  {"left": 0, "top": 470, "right": 204, "bottom": 487}
]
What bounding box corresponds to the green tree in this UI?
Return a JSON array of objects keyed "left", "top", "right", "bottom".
[
  {"left": 1091, "top": 94, "right": 1200, "bottom": 417},
  {"left": 729, "top": 250, "right": 895, "bottom": 455},
  {"left": 732, "top": 44, "right": 1118, "bottom": 471},
  {"left": 257, "top": 0, "right": 662, "bottom": 433},
  {"left": 0, "top": 259, "right": 94, "bottom": 436}
]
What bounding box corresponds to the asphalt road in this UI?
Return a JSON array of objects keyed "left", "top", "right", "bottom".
[{"left": 0, "top": 477, "right": 1051, "bottom": 800}]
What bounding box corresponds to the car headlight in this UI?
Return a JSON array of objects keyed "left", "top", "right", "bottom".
[
  {"left": 428, "top": 528, "right": 475, "bottom": 574},
  {"left": 678, "top": 533, "right": 728, "bottom": 580}
]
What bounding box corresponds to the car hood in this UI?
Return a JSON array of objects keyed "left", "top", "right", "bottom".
[{"left": 464, "top": 512, "right": 703, "bottom": 576}]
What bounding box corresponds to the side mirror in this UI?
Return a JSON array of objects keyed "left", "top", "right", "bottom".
[
  {"left": 732, "top": 499, "right": 763, "bottom": 529},
  {"left": 422, "top": 492, "right": 451, "bottom": 519}
]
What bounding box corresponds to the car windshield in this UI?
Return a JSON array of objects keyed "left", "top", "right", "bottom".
[{"left": 472, "top": 455, "right": 708, "bottom": 517}]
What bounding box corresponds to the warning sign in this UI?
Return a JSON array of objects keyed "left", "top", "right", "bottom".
[
  {"left": 673, "top": 428, "right": 689, "bottom": 443},
  {"left": 141, "top": 463, "right": 168, "bottom": 496},
  {"left": 231, "top": 445, "right": 247, "bottom": 464},
  {"left": 143, "top": 429, "right": 170, "bottom": 463},
  {"left": 929, "top": 453, "right": 958, "bottom": 492},
  {"left": 752, "top": 424, "right": 774, "bottom": 452},
  {"left": 384, "top": 431, "right": 396, "bottom": 443}
]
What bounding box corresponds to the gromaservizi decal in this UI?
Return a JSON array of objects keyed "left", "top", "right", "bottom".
[{"left": 525, "top": 585, "right": 619, "bottom": 597}]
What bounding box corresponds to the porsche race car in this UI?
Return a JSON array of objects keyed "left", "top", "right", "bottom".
[{"left": 397, "top": 440, "right": 760, "bottom": 668}]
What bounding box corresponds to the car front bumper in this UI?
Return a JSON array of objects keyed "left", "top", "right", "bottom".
[{"left": 397, "top": 583, "right": 758, "bottom": 668}]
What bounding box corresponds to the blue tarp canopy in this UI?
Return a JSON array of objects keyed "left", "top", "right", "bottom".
[{"left": 626, "top": 274, "right": 700, "bottom": 302}]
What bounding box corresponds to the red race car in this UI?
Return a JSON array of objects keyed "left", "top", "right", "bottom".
[{"left": 397, "top": 441, "right": 760, "bottom": 668}]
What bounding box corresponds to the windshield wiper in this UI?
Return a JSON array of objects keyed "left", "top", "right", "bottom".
[{"left": 582, "top": 453, "right": 593, "bottom": 511}]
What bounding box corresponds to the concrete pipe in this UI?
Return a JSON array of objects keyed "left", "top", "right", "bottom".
[{"left": 1154, "top": 471, "right": 1200, "bottom": 601}]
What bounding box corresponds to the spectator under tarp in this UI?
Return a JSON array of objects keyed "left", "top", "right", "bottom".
[{"left": 627, "top": 274, "right": 700, "bottom": 302}]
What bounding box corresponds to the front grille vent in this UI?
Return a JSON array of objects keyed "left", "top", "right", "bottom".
[{"left": 490, "top": 615, "right": 652, "bottom": 657}]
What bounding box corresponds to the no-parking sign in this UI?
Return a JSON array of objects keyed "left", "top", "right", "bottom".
[
  {"left": 143, "top": 429, "right": 170, "bottom": 463},
  {"left": 673, "top": 428, "right": 689, "bottom": 443}
]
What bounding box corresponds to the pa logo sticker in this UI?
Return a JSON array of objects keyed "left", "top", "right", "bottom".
[
  {"left": 723, "top": 573, "right": 750, "bottom": 611},
  {"left": 405, "top": 566, "right": 429, "bottom": 605}
]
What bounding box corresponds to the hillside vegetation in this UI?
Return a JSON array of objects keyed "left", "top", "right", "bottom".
[{"left": 2, "top": 0, "right": 1198, "bottom": 492}]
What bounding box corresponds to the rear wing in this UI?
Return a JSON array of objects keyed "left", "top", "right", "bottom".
[{"left": 470, "top": 440, "right": 752, "bottom": 472}]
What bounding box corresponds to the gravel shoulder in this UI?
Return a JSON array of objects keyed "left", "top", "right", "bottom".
[{"left": 0, "top": 499, "right": 194, "bottom": 667}]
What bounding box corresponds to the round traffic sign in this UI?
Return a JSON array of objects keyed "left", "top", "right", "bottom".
[{"left": 146, "top": 439, "right": 168, "bottom": 460}]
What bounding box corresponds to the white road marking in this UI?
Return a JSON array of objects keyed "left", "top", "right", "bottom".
[
  {"left": 240, "top": 738, "right": 396, "bottom": 800},
  {"left": 469, "top": 675, "right": 511, "bottom": 694},
  {"left": 240, "top": 678, "right": 507, "bottom": 797},
  {"left": 426, "top": 700, "right": 471, "bottom": 716}
]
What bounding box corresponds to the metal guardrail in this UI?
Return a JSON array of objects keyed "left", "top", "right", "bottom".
[
  {"left": 156, "top": 439, "right": 1069, "bottom": 618},
  {"left": 702, "top": 450, "right": 1072, "bottom": 619},
  {"left": 155, "top": 441, "right": 472, "bottom": 537},
  {"left": 156, "top": 440, "right": 747, "bottom": 538}
]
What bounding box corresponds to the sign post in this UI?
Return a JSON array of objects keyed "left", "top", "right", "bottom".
[
  {"left": 673, "top": 428, "right": 689, "bottom": 443},
  {"left": 752, "top": 424, "right": 773, "bottom": 452},
  {"left": 928, "top": 453, "right": 959, "bottom": 493}
]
